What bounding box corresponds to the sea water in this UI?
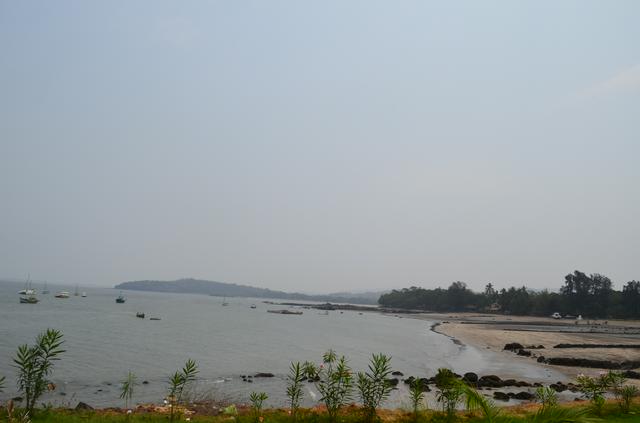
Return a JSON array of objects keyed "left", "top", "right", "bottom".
[{"left": 0, "top": 281, "right": 563, "bottom": 408}]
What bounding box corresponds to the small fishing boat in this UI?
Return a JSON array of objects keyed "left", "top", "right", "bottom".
[
  {"left": 55, "top": 291, "right": 70, "bottom": 298},
  {"left": 136, "top": 312, "right": 145, "bottom": 318},
  {"left": 81, "top": 292, "right": 87, "bottom": 297},
  {"left": 250, "top": 304, "right": 257, "bottom": 309},
  {"left": 116, "top": 292, "right": 126, "bottom": 303}
]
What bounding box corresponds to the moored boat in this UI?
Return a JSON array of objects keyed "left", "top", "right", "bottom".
[
  {"left": 116, "top": 292, "right": 126, "bottom": 303},
  {"left": 55, "top": 291, "right": 70, "bottom": 298},
  {"left": 267, "top": 309, "right": 303, "bottom": 315}
]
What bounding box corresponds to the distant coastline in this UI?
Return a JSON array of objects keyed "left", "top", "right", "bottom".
[{"left": 115, "top": 278, "right": 383, "bottom": 305}]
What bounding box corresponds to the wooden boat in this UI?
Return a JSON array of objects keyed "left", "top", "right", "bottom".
[
  {"left": 136, "top": 312, "right": 145, "bottom": 318},
  {"left": 116, "top": 292, "right": 126, "bottom": 303}
]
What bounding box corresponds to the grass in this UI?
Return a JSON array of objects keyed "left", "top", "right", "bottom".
[{"left": 3, "top": 400, "right": 639, "bottom": 423}]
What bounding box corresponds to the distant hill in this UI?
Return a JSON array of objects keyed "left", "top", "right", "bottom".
[{"left": 114, "top": 278, "right": 381, "bottom": 305}]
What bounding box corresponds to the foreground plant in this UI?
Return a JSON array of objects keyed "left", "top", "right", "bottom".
[
  {"left": 249, "top": 392, "right": 268, "bottom": 423},
  {"left": 535, "top": 386, "right": 558, "bottom": 412},
  {"left": 408, "top": 378, "right": 426, "bottom": 421},
  {"left": 167, "top": 359, "right": 198, "bottom": 422},
  {"left": 356, "top": 353, "right": 393, "bottom": 422},
  {"left": 316, "top": 349, "right": 353, "bottom": 423},
  {"left": 434, "top": 368, "right": 464, "bottom": 421},
  {"left": 618, "top": 384, "right": 639, "bottom": 414},
  {"left": 575, "top": 373, "right": 610, "bottom": 416},
  {"left": 13, "top": 328, "right": 65, "bottom": 416},
  {"left": 286, "top": 362, "right": 305, "bottom": 420},
  {"left": 119, "top": 371, "right": 137, "bottom": 410}
]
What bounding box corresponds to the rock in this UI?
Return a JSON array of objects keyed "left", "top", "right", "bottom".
[
  {"left": 386, "top": 378, "right": 399, "bottom": 386},
  {"left": 478, "top": 375, "right": 504, "bottom": 388},
  {"left": 493, "top": 392, "right": 510, "bottom": 401},
  {"left": 550, "top": 383, "right": 567, "bottom": 393},
  {"left": 392, "top": 371, "right": 404, "bottom": 376},
  {"left": 517, "top": 349, "right": 532, "bottom": 357},
  {"left": 76, "top": 402, "right": 94, "bottom": 411},
  {"left": 537, "top": 356, "right": 546, "bottom": 363},
  {"left": 254, "top": 372, "right": 274, "bottom": 378},
  {"left": 514, "top": 391, "right": 535, "bottom": 400},
  {"left": 503, "top": 343, "right": 524, "bottom": 351},
  {"left": 142, "top": 380, "right": 149, "bottom": 385},
  {"left": 624, "top": 370, "right": 640, "bottom": 379},
  {"left": 463, "top": 372, "right": 478, "bottom": 383}
]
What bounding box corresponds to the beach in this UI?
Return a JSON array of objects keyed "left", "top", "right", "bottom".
[{"left": 408, "top": 312, "right": 640, "bottom": 383}]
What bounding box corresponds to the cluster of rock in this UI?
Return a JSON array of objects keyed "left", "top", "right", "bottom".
[{"left": 400, "top": 371, "right": 549, "bottom": 403}]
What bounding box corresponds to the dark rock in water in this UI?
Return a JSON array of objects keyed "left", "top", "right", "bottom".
[
  {"left": 503, "top": 379, "right": 517, "bottom": 386},
  {"left": 248, "top": 380, "right": 253, "bottom": 383},
  {"left": 517, "top": 349, "right": 532, "bottom": 356},
  {"left": 537, "top": 356, "right": 546, "bottom": 363},
  {"left": 503, "top": 343, "right": 524, "bottom": 351},
  {"left": 514, "top": 391, "right": 535, "bottom": 400},
  {"left": 59, "top": 392, "right": 67, "bottom": 396},
  {"left": 515, "top": 381, "right": 531, "bottom": 387},
  {"left": 478, "top": 375, "right": 503, "bottom": 388},
  {"left": 76, "top": 402, "right": 94, "bottom": 411},
  {"left": 493, "top": 392, "right": 510, "bottom": 401},
  {"left": 254, "top": 372, "right": 274, "bottom": 378},
  {"left": 546, "top": 357, "right": 640, "bottom": 369},
  {"left": 392, "top": 371, "right": 404, "bottom": 376},
  {"left": 463, "top": 372, "right": 478, "bottom": 383},
  {"left": 624, "top": 370, "right": 640, "bottom": 379},
  {"left": 142, "top": 380, "right": 149, "bottom": 385},
  {"left": 386, "top": 378, "right": 399, "bottom": 386},
  {"left": 550, "top": 383, "right": 567, "bottom": 393}
]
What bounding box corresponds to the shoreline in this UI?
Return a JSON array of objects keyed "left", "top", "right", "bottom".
[{"left": 411, "top": 312, "right": 640, "bottom": 383}]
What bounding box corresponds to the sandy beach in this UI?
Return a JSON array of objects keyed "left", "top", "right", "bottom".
[{"left": 406, "top": 312, "right": 640, "bottom": 382}]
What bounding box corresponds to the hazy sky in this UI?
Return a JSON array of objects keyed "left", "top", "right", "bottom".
[{"left": 1, "top": 1, "right": 639, "bottom": 292}]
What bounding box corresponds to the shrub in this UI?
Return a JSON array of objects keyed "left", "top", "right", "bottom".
[
  {"left": 286, "top": 362, "right": 305, "bottom": 420},
  {"left": 356, "top": 353, "right": 393, "bottom": 422},
  {"left": 408, "top": 378, "right": 426, "bottom": 420},
  {"left": 167, "top": 359, "right": 198, "bottom": 422},
  {"left": 434, "top": 368, "right": 464, "bottom": 420},
  {"left": 535, "top": 386, "right": 558, "bottom": 412},
  {"left": 119, "top": 371, "right": 137, "bottom": 410},
  {"left": 575, "top": 373, "right": 611, "bottom": 416},
  {"left": 316, "top": 349, "right": 353, "bottom": 422},
  {"left": 249, "top": 392, "right": 268, "bottom": 423},
  {"left": 618, "top": 385, "right": 639, "bottom": 414},
  {"left": 13, "top": 328, "right": 65, "bottom": 416}
]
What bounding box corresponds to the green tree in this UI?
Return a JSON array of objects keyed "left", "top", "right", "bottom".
[{"left": 316, "top": 350, "right": 353, "bottom": 423}]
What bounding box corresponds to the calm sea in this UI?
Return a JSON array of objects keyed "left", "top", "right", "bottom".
[{"left": 0, "top": 281, "right": 563, "bottom": 408}]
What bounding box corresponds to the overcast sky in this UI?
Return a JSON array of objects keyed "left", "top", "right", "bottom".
[{"left": 1, "top": 1, "right": 639, "bottom": 292}]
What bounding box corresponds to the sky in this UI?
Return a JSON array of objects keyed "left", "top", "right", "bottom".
[{"left": 1, "top": 1, "right": 639, "bottom": 293}]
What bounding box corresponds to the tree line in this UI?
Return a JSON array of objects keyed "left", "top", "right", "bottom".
[{"left": 378, "top": 270, "right": 640, "bottom": 319}]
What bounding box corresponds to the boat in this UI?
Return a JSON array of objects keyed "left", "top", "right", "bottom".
[
  {"left": 150, "top": 317, "right": 161, "bottom": 320},
  {"left": 136, "top": 312, "right": 145, "bottom": 318},
  {"left": 18, "top": 275, "right": 36, "bottom": 295},
  {"left": 222, "top": 296, "right": 229, "bottom": 306},
  {"left": 267, "top": 309, "right": 303, "bottom": 315},
  {"left": 20, "top": 294, "right": 39, "bottom": 304},
  {"left": 55, "top": 291, "right": 70, "bottom": 298},
  {"left": 81, "top": 292, "right": 87, "bottom": 297},
  {"left": 116, "top": 292, "right": 126, "bottom": 303},
  {"left": 250, "top": 304, "right": 257, "bottom": 309}
]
